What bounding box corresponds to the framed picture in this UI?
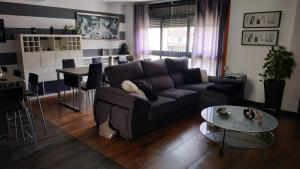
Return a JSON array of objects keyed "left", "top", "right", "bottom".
[
  {"left": 76, "top": 12, "right": 119, "bottom": 40},
  {"left": 241, "top": 30, "right": 279, "bottom": 46},
  {"left": 0, "top": 19, "right": 6, "bottom": 43},
  {"left": 243, "top": 11, "right": 281, "bottom": 28}
]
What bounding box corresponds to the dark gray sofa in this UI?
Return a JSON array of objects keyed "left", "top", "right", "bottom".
[{"left": 93, "top": 58, "right": 243, "bottom": 139}]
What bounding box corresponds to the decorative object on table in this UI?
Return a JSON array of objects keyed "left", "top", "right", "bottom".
[
  {"left": 217, "top": 107, "right": 230, "bottom": 116},
  {"left": 76, "top": 12, "right": 119, "bottom": 40},
  {"left": 30, "top": 27, "right": 37, "bottom": 34},
  {"left": 243, "top": 108, "right": 255, "bottom": 119},
  {"left": 243, "top": 108, "right": 262, "bottom": 125},
  {"left": 0, "top": 19, "right": 6, "bottom": 43},
  {"left": 63, "top": 25, "right": 72, "bottom": 34},
  {"left": 50, "top": 26, "right": 54, "bottom": 34},
  {"left": 259, "top": 46, "right": 295, "bottom": 111},
  {"left": 119, "top": 43, "right": 129, "bottom": 54},
  {"left": 241, "top": 30, "right": 279, "bottom": 46},
  {"left": 243, "top": 11, "right": 281, "bottom": 28}
]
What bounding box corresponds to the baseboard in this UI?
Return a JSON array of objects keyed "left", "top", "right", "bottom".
[{"left": 242, "top": 99, "right": 299, "bottom": 117}]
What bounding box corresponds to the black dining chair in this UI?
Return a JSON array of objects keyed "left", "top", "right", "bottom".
[
  {"left": 62, "top": 59, "right": 78, "bottom": 106},
  {"left": 81, "top": 63, "right": 102, "bottom": 111},
  {"left": 24, "top": 73, "right": 47, "bottom": 134},
  {"left": 0, "top": 87, "right": 37, "bottom": 150},
  {"left": 1, "top": 66, "right": 8, "bottom": 72},
  {"left": 13, "top": 69, "right": 22, "bottom": 78},
  {"left": 92, "top": 57, "right": 102, "bottom": 64}
]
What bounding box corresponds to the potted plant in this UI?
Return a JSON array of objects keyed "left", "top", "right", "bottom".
[
  {"left": 63, "top": 25, "right": 72, "bottom": 34},
  {"left": 259, "top": 46, "right": 295, "bottom": 110}
]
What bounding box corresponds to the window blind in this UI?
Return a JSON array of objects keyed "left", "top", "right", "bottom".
[{"left": 149, "top": 2, "right": 196, "bottom": 28}]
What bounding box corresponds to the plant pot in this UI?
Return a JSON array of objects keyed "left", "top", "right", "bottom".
[{"left": 264, "top": 79, "right": 285, "bottom": 110}]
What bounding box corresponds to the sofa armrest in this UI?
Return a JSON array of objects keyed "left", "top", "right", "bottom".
[
  {"left": 208, "top": 76, "right": 243, "bottom": 85},
  {"left": 93, "top": 87, "right": 151, "bottom": 139},
  {"left": 95, "top": 87, "right": 149, "bottom": 109}
]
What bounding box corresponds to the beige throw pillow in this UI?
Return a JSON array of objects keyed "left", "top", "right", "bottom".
[
  {"left": 121, "top": 80, "right": 145, "bottom": 96},
  {"left": 200, "top": 69, "right": 209, "bottom": 82}
]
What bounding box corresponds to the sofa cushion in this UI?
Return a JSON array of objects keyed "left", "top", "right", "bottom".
[
  {"left": 200, "top": 69, "right": 209, "bottom": 82},
  {"left": 141, "top": 60, "right": 168, "bottom": 77},
  {"left": 121, "top": 80, "right": 145, "bottom": 96},
  {"left": 148, "top": 96, "right": 177, "bottom": 120},
  {"left": 207, "top": 83, "right": 242, "bottom": 95},
  {"left": 170, "top": 72, "right": 184, "bottom": 87},
  {"left": 177, "top": 83, "right": 215, "bottom": 92},
  {"left": 134, "top": 81, "right": 158, "bottom": 101},
  {"left": 148, "top": 75, "right": 174, "bottom": 91},
  {"left": 132, "top": 78, "right": 152, "bottom": 88},
  {"left": 165, "top": 57, "right": 188, "bottom": 73},
  {"left": 158, "top": 88, "right": 198, "bottom": 107},
  {"left": 184, "top": 68, "right": 202, "bottom": 84},
  {"left": 105, "top": 61, "right": 144, "bottom": 86}
]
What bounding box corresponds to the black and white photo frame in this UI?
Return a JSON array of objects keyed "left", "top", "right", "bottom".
[
  {"left": 243, "top": 11, "right": 281, "bottom": 28},
  {"left": 241, "top": 30, "right": 279, "bottom": 46},
  {"left": 76, "top": 12, "right": 119, "bottom": 40}
]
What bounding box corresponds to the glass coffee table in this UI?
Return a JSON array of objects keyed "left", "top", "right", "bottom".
[{"left": 200, "top": 105, "right": 278, "bottom": 155}]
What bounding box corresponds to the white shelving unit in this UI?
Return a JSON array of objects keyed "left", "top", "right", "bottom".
[{"left": 15, "top": 34, "right": 83, "bottom": 94}]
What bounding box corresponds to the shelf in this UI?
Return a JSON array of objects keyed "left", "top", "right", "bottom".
[{"left": 21, "top": 35, "right": 81, "bottom": 53}]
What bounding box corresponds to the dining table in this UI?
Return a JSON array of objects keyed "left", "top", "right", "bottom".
[
  {"left": 0, "top": 73, "right": 24, "bottom": 88},
  {"left": 56, "top": 67, "right": 89, "bottom": 112}
]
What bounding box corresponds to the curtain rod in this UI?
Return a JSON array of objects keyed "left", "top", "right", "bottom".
[{"left": 149, "top": 0, "right": 196, "bottom": 8}]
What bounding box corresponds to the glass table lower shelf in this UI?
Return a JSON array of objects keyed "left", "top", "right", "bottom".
[{"left": 200, "top": 122, "right": 275, "bottom": 149}]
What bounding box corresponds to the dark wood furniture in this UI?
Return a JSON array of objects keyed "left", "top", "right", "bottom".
[{"left": 56, "top": 67, "right": 89, "bottom": 112}]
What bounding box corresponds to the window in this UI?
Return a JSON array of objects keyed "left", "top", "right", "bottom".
[{"left": 149, "top": 2, "right": 195, "bottom": 60}]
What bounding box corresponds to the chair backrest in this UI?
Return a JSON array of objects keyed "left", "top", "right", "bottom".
[
  {"left": 28, "top": 73, "right": 39, "bottom": 92},
  {"left": 92, "top": 57, "right": 102, "bottom": 64},
  {"left": 0, "top": 87, "right": 23, "bottom": 113},
  {"left": 13, "top": 69, "right": 22, "bottom": 77},
  {"left": 86, "top": 63, "right": 102, "bottom": 90},
  {"left": 1, "top": 66, "right": 7, "bottom": 72},
  {"left": 62, "top": 59, "right": 75, "bottom": 68},
  {"left": 62, "top": 59, "right": 77, "bottom": 86}
]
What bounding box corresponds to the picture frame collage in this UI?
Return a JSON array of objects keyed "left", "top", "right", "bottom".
[{"left": 241, "top": 11, "right": 281, "bottom": 46}]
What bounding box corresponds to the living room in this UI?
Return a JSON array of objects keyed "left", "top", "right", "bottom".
[{"left": 0, "top": 0, "right": 299, "bottom": 169}]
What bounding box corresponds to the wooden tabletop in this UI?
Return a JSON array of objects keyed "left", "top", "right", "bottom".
[{"left": 56, "top": 67, "right": 89, "bottom": 77}]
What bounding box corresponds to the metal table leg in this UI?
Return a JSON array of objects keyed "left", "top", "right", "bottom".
[
  {"left": 77, "top": 76, "right": 81, "bottom": 111},
  {"left": 57, "top": 72, "right": 61, "bottom": 102},
  {"left": 57, "top": 72, "right": 81, "bottom": 112},
  {"left": 220, "top": 129, "right": 226, "bottom": 156}
]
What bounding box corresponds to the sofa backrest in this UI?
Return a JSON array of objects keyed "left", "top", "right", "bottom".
[
  {"left": 105, "top": 61, "right": 144, "bottom": 87},
  {"left": 105, "top": 58, "right": 189, "bottom": 90},
  {"left": 140, "top": 60, "right": 174, "bottom": 91},
  {"left": 165, "top": 58, "right": 188, "bottom": 87}
]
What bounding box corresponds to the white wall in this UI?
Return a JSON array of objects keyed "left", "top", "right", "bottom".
[
  {"left": 226, "top": 0, "right": 299, "bottom": 112},
  {"left": 0, "top": 0, "right": 124, "bottom": 14},
  {"left": 0, "top": 0, "right": 134, "bottom": 73}
]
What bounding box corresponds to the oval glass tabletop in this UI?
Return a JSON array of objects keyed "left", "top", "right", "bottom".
[{"left": 201, "top": 105, "right": 278, "bottom": 133}]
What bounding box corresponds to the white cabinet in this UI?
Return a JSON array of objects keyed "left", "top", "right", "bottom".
[
  {"left": 23, "top": 53, "right": 41, "bottom": 69},
  {"left": 56, "top": 51, "right": 71, "bottom": 66},
  {"left": 16, "top": 34, "right": 83, "bottom": 95},
  {"left": 41, "top": 52, "right": 56, "bottom": 66}
]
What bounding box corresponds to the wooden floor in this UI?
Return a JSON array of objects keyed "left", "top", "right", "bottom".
[{"left": 36, "top": 95, "right": 300, "bottom": 169}]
